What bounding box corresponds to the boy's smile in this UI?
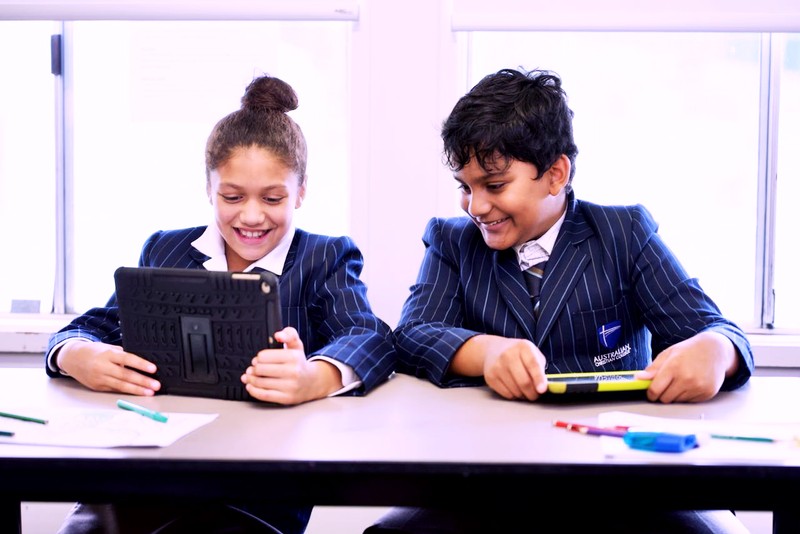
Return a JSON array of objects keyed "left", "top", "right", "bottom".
[{"left": 455, "top": 156, "right": 569, "bottom": 250}]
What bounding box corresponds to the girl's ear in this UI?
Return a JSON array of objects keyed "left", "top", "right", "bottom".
[{"left": 547, "top": 154, "right": 570, "bottom": 195}]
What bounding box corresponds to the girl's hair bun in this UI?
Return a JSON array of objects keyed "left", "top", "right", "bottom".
[{"left": 241, "top": 75, "right": 299, "bottom": 113}]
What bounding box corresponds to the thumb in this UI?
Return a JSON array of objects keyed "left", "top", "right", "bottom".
[
  {"left": 636, "top": 357, "right": 663, "bottom": 380},
  {"left": 275, "top": 326, "right": 304, "bottom": 351}
]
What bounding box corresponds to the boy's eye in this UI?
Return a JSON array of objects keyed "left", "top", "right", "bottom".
[
  {"left": 487, "top": 182, "right": 506, "bottom": 191},
  {"left": 457, "top": 183, "right": 470, "bottom": 193}
]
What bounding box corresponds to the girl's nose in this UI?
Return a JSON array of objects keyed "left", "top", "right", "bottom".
[{"left": 239, "top": 199, "right": 266, "bottom": 225}]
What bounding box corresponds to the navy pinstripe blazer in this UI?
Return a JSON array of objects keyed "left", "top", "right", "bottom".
[
  {"left": 46, "top": 226, "right": 396, "bottom": 395},
  {"left": 394, "top": 193, "right": 754, "bottom": 391}
]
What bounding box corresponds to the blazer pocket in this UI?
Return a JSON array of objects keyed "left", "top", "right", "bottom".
[{"left": 570, "top": 300, "right": 630, "bottom": 357}]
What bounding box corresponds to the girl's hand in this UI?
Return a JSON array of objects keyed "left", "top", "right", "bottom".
[
  {"left": 57, "top": 340, "right": 161, "bottom": 396},
  {"left": 241, "top": 327, "right": 343, "bottom": 405}
]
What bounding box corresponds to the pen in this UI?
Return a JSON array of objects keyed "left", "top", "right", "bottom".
[
  {"left": 117, "top": 400, "right": 168, "bottom": 423},
  {"left": 0, "top": 410, "right": 48, "bottom": 425},
  {"left": 0, "top": 430, "right": 14, "bottom": 437},
  {"left": 553, "top": 420, "right": 628, "bottom": 438}
]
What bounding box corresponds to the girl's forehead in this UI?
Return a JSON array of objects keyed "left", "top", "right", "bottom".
[{"left": 209, "top": 168, "right": 298, "bottom": 193}]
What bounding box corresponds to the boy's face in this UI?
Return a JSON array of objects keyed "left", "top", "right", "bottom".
[
  {"left": 455, "top": 157, "right": 568, "bottom": 250},
  {"left": 207, "top": 146, "right": 305, "bottom": 272}
]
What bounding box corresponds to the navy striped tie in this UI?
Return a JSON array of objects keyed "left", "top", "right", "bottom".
[{"left": 523, "top": 261, "right": 547, "bottom": 319}]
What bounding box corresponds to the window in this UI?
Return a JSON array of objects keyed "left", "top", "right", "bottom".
[
  {"left": 0, "top": 18, "right": 350, "bottom": 315},
  {"left": 773, "top": 34, "right": 800, "bottom": 330},
  {"left": 0, "top": 22, "right": 58, "bottom": 314}
]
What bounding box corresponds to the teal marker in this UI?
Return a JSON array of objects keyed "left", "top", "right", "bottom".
[
  {"left": 0, "top": 430, "right": 14, "bottom": 437},
  {"left": 0, "top": 410, "right": 48, "bottom": 425},
  {"left": 710, "top": 433, "right": 775, "bottom": 443},
  {"left": 117, "top": 399, "right": 168, "bottom": 423}
]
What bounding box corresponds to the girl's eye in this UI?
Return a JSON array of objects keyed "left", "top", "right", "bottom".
[
  {"left": 221, "top": 195, "right": 241, "bottom": 202},
  {"left": 265, "top": 196, "right": 285, "bottom": 204}
]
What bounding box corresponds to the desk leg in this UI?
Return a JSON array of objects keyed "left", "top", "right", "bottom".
[
  {"left": 773, "top": 510, "right": 800, "bottom": 534},
  {"left": 0, "top": 500, "right": 20, "bottom": 534}
]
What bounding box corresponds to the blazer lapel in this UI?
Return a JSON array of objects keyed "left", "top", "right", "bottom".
[
  {"left": 282, "top": 231, "right": 301, "bottom": 273},
  {"left": 536, "top": 198, "right": 593, "bottom": 343},
  {"left": 188, "top": 247, "right": 211, "bottom": 268},
  {"left": 494, "top": 248, "right": 536, "bottom": 340}
]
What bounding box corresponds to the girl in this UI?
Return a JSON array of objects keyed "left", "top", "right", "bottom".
[{"left": 47, "top": 74, "right": 396, "bottom": 534}]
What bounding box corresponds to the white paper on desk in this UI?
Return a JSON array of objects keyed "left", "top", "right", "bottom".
[
  {"left": 0, "top": 409, "right": 217, "bottom": 448},
  {"left": 598, "top": 411, "right": 800, "bottom": 464}
]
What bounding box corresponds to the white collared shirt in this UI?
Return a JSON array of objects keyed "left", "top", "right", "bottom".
[
  {"left": 191, "top": 223, "right": 294, "bottom": 275},
  {"left": 513, "top": 209, "right": 567, "bottom": 271}
]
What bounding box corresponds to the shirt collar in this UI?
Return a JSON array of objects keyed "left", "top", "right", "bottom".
[
  {"left": 191, "top": 222, "right": 294, "bottom": 275},
  {"left": 513, "top": 208, "right": 567, "bottom": 271}
]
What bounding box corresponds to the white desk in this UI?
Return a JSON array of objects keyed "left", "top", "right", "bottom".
[{"left": 1, "top": 368, "right": 800, "bottom": 533}]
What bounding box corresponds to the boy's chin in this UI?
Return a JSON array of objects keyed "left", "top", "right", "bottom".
[{"left": 480, "top": 234, "right": 514, "bottom": 251}]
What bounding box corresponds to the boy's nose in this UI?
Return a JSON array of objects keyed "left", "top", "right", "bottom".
[{"left": 467, "top": 193, "right": 489, "bottom": 217}]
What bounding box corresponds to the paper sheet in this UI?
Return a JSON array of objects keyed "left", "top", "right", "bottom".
[
  {"left": 0, "top": 408, "right": 217, "bottom": 448},
  {"left": 598, "top": 411, "right": 800, "bottom": 464}
]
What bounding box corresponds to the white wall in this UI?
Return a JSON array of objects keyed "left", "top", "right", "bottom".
[{"left": 348, "top": 0, "right": 462, "bottom": 328}]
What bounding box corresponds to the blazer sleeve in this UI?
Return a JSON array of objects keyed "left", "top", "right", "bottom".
[
  {"left": 628, "top": 205, "right": 754, "bottom": 390},
  {"left": 288, "top": 234, "right": 396, "bottom": 395},
  {"left": 393, "top": 218, "right": 484, "bottom": 388}
]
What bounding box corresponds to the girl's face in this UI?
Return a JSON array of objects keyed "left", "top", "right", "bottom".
[{"left": 207, "top": 146, "right": 305, "bottom": 272}]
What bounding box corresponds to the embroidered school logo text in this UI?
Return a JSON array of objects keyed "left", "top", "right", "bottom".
[{"left": 593, "top": 343, "right": 631, "bottom": 367}]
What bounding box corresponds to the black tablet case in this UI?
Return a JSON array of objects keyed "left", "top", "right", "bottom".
[{"left": 114, "top": 267, "right": 282, "bottom": 401}]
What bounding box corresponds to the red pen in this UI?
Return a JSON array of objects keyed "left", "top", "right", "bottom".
[{"left": 553, "top": 420, "right": 628, "bottom": 438}]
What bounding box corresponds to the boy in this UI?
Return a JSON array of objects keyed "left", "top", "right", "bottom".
[{"left": 369, "top": 68, "right": 753, "bottom": 533}]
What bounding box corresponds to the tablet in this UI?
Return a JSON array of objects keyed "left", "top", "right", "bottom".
[
  {"left": 545, "top": 370, "right": 651, "bottom": 395},
  {"left": 114, "top": 266, "right": 282, "bottom": 401}
]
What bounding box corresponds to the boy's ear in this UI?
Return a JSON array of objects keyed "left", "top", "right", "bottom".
[{"left": 547, "top": 154, "right": 570, "bottom": 195}]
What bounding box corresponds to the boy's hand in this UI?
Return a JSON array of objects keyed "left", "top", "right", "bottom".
[
  {"left": 453, "top": 334, "right": 549, "bottom": 401},
  {"left": 636, "top": 331, "right": 738, "bottom": 403},
  {"left": 483, "top": 337, "right": 549, "bottom": 400}
]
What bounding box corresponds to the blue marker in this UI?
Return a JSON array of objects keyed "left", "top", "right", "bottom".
[{"left": 624, "top": 431, "right": 697, "bottom": 452}]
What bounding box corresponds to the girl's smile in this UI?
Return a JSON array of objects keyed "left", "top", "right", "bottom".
[{"left": 208, "top": 146, "right": 305, "bottom": 272}]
